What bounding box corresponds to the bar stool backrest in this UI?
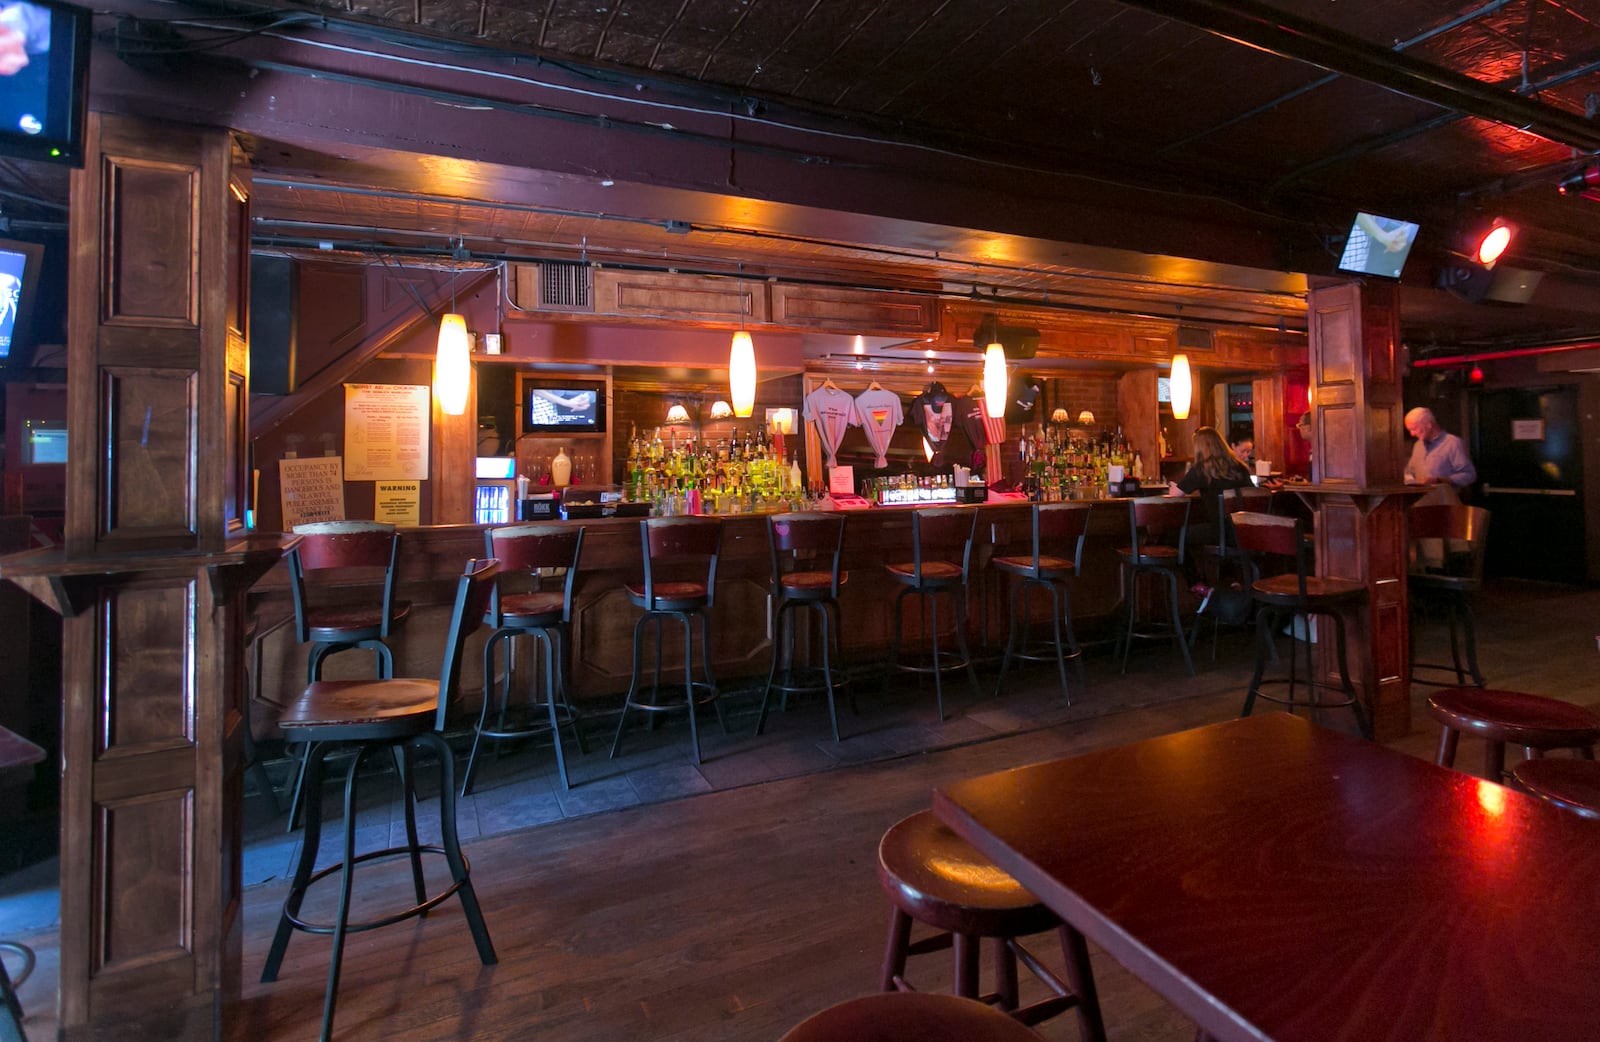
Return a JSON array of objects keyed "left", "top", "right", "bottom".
[
  {"left": 1216, "top": 486, "right": 1275, "bottom": 555},
  {"left": 484, "top": 523, "right": 585, "bottom": 624},
  {"left": 639, "top": 516, "right": 723, "bottom": 608},
  {"left": 911, "top": 508, "right": 978, "bottom": 580},
  {"left": 1128, "top": 497, "right": 1191, "bottom": 563},
  {"left": 432, "top": 558, "right": 500, "bottom": 732},
  {"left": 1409, "top": 504, "right": 1490, "bottom": 578},
  {"left": 1231, "top": 511, "right": 1309, "bottom": 597},
  {"left": 288, "top": 521, "right": 402, "bottom": 642},
  {"left": 1032, "top": 502, "right": 1093, "bottom": 574},
  {"left": 768, "top": 512, "right": 846, "bottom": 597}
]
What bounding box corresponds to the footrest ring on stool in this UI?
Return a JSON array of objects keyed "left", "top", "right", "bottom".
[{"left": 283, "top": 845, "right": 472, "bottom": 937}]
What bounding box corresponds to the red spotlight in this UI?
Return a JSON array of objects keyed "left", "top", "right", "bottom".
[
  {"left": 1469, "top": 365, "right": 1484, "bottom": 384},
  {"left": 1473, "top": 217, "right": 1515, "bottom": 268}
]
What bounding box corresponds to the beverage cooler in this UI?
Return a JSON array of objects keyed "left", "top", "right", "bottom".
[{"left": 474, "top": 456, "right": 517, "bottom": 525}]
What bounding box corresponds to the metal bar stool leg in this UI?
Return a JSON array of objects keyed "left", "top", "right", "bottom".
[
  {"left": 536, "top": 630, "right": 571, "bottom": 790},
  {"left": 702, "top": 609, "right": 727, "bottom": 735},
  {"left": 929, "top": 592, "right": 945, "bottom": 722},
  {"left": 815, "top": 601, "right": 842, "bottom": 742},
  {"left": 415, "top": 731, "right": 496, "bottom": 963},
  {"left": 610, "top": 613, "right": 653, "bottom": 759}
]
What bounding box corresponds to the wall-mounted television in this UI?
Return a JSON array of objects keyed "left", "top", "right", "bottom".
[
  {"left": 1336, "top": 211, "right": 1420, "bottom": 279},
  {"left": 522, "top": 379, "right": 606, "bottom": 434},
  {"left": 0, "top": 1, "right": 91, "bottom": 166},
  {"left": 0, "top": 237, "right": 43, "bottom": 363}
]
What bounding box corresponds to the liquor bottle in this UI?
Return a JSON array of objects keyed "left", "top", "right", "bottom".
[{"left": 551, "top": 446, "right": 572, "bottom": 487}]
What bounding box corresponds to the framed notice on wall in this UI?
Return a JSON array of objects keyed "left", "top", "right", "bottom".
[
  {"left": 344, "top": 383, "right": 430, "bottom": 481},
  {"left": 279, "top": 456, "right": 346, "bottom": 528}
]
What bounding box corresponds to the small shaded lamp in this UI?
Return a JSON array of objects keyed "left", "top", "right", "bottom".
[
  {"left": 1077, "top": 410, "right": 1096, "bottom": 426},
  {"left": 709, "top": 399, "right": 734, "bottom": 420},
  {"left": 665, "top": 403, "right": 692, "bottom": 426},
  {"left": 1050, "top": 407, "right": 1070, "bottom": 425}
]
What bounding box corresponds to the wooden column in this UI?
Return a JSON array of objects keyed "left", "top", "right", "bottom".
[
  {"left": 0, "top": 112, "right": 275, "bottom": 1041},
  {"left": 1305, "top": 279, "right": 1414, "bottom": 740}
]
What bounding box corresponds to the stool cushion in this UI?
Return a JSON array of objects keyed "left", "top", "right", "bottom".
[
  {"left": 1117, "top": 545, "right": 1179, "bottom": 564},
  {"left": 781, "top": 570, "right": 847, "bottom": 593},
  {"left": 992, "top": 554, "right": 1074, "bottom": 578},
  {"left": 1250, "top": 574, "right": 1365, "bottom": 605},
  {"left": 1428, "top": 688, "right": 1600, "bottom": 750},
  {"left": 780, "top": 992, "right": 1042, "bottom": 1042},
  {"left": 885, "top": 561, "right": 963, "bottom": 583},
  {"left": 624, "top": 581, "right": 709, "bottom": 610},
  {"left": 278, "top": 677, "right": 439, "bottom": 736},
  {"left": 495, "top": 591, "right": 565, "bottom": 621},
  {"left": 877, "top": 810, "right": 1060, "bottom": 939},
  {"left": 1512, "top": 758, "right": 1600, "bottom": 819},
  {"left": 306, "top": 602, "right": 411, "bottom": 632}
]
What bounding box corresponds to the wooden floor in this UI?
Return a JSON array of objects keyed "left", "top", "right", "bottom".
[{"left": 9, "top": 579, "right": 1600, "bottom": 1041}]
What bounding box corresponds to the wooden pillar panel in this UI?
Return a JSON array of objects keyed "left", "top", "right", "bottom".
[{"left": 100, "top": 368, "right": 198, "bottom": 542}]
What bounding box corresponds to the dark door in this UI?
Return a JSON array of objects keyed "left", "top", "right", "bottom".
[{"left": 1471, "top": 386, "right": 1585, "bottom": 582}]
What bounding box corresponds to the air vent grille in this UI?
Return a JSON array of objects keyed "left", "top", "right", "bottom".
[{"left": 524, "top": 261, "right": 593, "bottom": 312}]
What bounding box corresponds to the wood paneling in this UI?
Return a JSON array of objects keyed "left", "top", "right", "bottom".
[
  {"left": 100, "top": 368, "right": 199, "bottom": 545},
  {"left": 770, "top": 284, "right": 938, "bottom": 335}
]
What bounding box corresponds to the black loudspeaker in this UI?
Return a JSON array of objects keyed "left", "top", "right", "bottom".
[
  {"left": 1436, "top": 263, "right": 1494, "bottom": 304},
  {"left": 250, "top": 255, "right": 297, "bottom": 395}
]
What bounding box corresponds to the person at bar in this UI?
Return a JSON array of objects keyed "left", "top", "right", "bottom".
[
  {"left": 1167, "top": 426, "right": 1254, "bottom": 589},
  {"left": 1403, "top": 406, "right": 1476, "bottom": 502}
]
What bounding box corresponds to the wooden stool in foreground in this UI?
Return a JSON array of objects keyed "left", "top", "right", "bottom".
[
  {"left": 877, "top": 810, "right": 1105, "bottom": 1040},
  {"left": 780, "top": 992, "right": 1045, "bottom": 1042},
  {"left": 1512, "top": 758, "right": 1600, "bottom": 818},
  {"left": 1428, "top": 687, "right": 1600, "bottom": 782}
]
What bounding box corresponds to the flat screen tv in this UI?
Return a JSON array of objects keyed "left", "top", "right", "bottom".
[
  {"left": 1336, "top": 211, "right": 1420, "bottom": 279},
  {"left": 0, "top": 0, "right": 91, "bottom": 166},
  {"left": 522, "top": 380, "right": 606, "bottom": 434},
  {"left": 0, "top": 237, "right": 43, "bottom": 362}
]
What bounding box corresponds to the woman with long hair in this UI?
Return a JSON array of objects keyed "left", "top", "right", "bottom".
[{"left": 1166, "top": 426, "right": 1255, "bottom": 588}]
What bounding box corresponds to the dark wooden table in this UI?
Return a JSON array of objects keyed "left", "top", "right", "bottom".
[{"left": 932, "top": 713, "right": 1600, "bottom": 1042}]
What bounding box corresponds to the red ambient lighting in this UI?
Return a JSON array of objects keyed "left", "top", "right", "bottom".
[
  {"left": 1474, "top": 218, "right": 1515, "bottom": 267},
  {"left": 1469, "top": 365, "right": 1484, "bottom": 384}
]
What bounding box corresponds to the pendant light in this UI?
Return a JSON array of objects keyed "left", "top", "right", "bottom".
[
  {"left": 982, "top": 308, "right": 1007, "bottom": 419},
  {"left": 435, "top": 245, "right": 471, "bottom": 416},
  {"left": 1169, "top": 353, "right": 1193, "bottom": 421},
  {"left": 729, "top": 265, "right": 756, "bottom": 417}
]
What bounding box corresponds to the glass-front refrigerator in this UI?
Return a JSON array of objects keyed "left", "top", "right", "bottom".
[{"left": 474, "top": 456, "right": 517, "bottom": 525}]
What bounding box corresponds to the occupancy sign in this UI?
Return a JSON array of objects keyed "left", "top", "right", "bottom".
[{"left": 279, "top": 456, "right": 346, "bottom": 529}]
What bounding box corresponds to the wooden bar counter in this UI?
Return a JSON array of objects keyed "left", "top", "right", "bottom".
[{"left": 246, "top": 498, "right": 1147, "bottom": 716}]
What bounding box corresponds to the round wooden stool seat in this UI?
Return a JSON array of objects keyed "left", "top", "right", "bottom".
[
  {"left": 1428, "top": 687, "right": 1600, "bottom": 781},
  {"left": 878, "top": 811, "right": 1059, "bottom": 940},
  {"left": 780, "top": 992, "right": 1043, "bottom": 1042},
  {"left": 1512, "top": 758, "right": 1600, "bottom": 819}
]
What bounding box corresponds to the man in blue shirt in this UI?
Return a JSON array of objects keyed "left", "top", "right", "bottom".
[{"left": 1404, "top": 407, "right": 1476, "bottom": 496}]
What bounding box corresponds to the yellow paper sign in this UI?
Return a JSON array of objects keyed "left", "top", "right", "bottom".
[{"left": 374, "top": 481, "right": 420, "bottom": 526}]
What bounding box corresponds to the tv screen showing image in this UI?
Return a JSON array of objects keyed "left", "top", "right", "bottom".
[
  {"left": 1337, "top": 212, "right": 1420, "bottom": 279},
  {"left": 0, "top": 237, "right": 41, "bottom": 361},
  {"left": 523, "top": 382, "right": 606, "bottom": 433},
  {"left": 0, "top": 0, "right": 90, "bottom": 165}
]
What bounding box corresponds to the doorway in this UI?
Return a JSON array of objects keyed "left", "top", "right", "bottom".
[{"left": 1471, "top": 385, "right": 1585, "bottom": 583}]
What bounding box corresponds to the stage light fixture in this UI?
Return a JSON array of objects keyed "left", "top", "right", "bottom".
[
  {"left": 1469, "top": 217, "right": 1516, "bottom": 268},
  {"left": 1558, "top": 163, "right": 1600, "bottom": 201}
]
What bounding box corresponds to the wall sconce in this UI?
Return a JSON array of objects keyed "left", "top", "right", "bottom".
[
  {"left": 1169, "top": 354, "right": 1193, "bottom": 420},
  {"left": 709, "top": 400, "right": 733, "bottom": 420},
  {"left": 1077, "top": 410, "right": 1096, "bottom": 426},
  {"left": 665, "top": 403, "right": 692, "bottom": 426},
  {"left": 767, "top": 407, "right": 797, "bottom": 435},
  {"left": 1050, "top": 407, "right": 1070, "bottom": 424}
]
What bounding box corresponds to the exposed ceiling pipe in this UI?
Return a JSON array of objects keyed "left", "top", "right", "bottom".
[
  {"left": 1410, "top": 341, "right": 1600, "bottom": 367},
  {"left": 1114, "top": 0, "right": 1600, "bottom": 153}
]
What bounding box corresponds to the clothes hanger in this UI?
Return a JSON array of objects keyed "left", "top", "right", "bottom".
[
  {"left": 866, "top": 379, "right": 885, "bottom": 392},
  {"left": 966, "top": 381, "right": 984, "bottom": 397},
  {"left": 821, "top": 377, "right": 840, "bottom": 391}
]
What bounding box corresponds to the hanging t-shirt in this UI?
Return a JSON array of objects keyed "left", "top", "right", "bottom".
[
  {"left": 909, "top": 383, "right": 955, "bottom": 456},
  {"left": 953, "top": 395, "right": 988, "bottom": 455},
  {"left": 1005, "top": 373, "right": 1042, "bottom": 425},
  {"left": 854, "top": 387, "right": 904, "bottom": 469},
  {"left": 803, "top": 384, "right": 860, "bottom": 467}
]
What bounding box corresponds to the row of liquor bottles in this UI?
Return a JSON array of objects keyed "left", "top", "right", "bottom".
[
  {"left": 623, "top": 426, "right": 807, "bottom": 515},
  {"left": 1018, "top": 424, "right": 1148, "bottom": 501}
]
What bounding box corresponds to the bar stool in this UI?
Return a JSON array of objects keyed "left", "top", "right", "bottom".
[
  {"left": 1190, "top": 487, "right": 1272, "bottom": 662},
  {"left": 990, "top": 502, "right": 1092, "bottom": 702},
  {"left": 610, "top": 516, "right": 727, "bottom": 765},
  {"left": 1512, "top": 758, "right": 1600, "bottom": 819},
  {"left": 462, "top": 523, "right": 587, "bottom": 794},
  {"left": 886, "top": 508, "right": 982, "bottom": 722},
  {"left": 260, "top": 560, "right": 500, "bottom": 1042},
  {"left": 285, "top": 520, "right": 410, "bottom": 829},
  {"left": 288, "top": 520, "right": 409, "bottom": 682},
  {"left": 1116, "top": 497, "right": 1193, "bottom": 676},
  {"left": 780, "top": 993, "right": 1047, "bottom": 1042},
  {"left": 1428, "top": 687, "right": 1600, "bottom": 782},
  {"left": 1408, "top": 504, "right": 1490, "bottom": 688},
  {"left": 1233, "top": 512, "right": 1372, "bottom": 738},
  {"left": 756, "top": 511, "right": 851, "bottom": 741},
  {"left": 877, "top": 810, "right": 1106, "bottom": 1039}
]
